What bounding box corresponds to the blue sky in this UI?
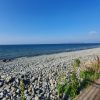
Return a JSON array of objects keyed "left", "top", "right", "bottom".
[{"left": 0, "top": 0, "right": 100, "bottom": 44}]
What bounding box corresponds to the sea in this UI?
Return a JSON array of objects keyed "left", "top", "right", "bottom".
[{"left": 0, "top": 43, "right": 100, "bottom": 59}]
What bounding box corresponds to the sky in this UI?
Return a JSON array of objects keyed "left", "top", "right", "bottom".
[{"left": 0, "top": 0, "right": 100, "bottom": 44}]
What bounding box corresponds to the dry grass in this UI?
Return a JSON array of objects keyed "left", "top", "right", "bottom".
[{"left": 84, "top": 56, "right": 100, "bottom": 73}]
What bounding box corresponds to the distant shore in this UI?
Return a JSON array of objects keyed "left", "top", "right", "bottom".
[{"left": 0, "top": 47, "right": 100, "bottom": 99}]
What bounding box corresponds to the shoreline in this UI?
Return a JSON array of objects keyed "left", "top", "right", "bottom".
[
  {"left": 0, "top": 46, "right": 100, "bottom": 61},
  {"left": 0, "top": 47, "right": 100, "bottom": 99},
  {"left": 1, "top": 47, "right": 100, "bottom": 76}
]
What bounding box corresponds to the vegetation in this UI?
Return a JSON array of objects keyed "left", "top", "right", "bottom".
[
  {"left": 57, "top": 57, "right": 100, "bottom": 100},
  {"left": 73, "top": 58, "right": 80, "bottom": 70},
  {"left": 80, "top": 56, "right": 100, "bottom": 89},
  {"left": 86, "top": 56, "right": 100, "bottom": 73},
  {"left": 57, "top": 72, "right": 79, "bottom": 99},
  {"left": 20, "top": 80, "right": 25, "bottom": 100},
  {"left": 57, "top": 58, "right": 81, "bottom": 99}
]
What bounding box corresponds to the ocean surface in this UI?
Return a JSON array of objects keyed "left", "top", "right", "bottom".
[{"left": 0, "top": 43, "right": 100, "bottom": 59}]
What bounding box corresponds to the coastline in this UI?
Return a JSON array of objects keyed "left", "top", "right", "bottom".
[
  {"left": 0, "top": 47, "right": 100, "bottom": 99},
  {"left": 0, "top": 46, "right": 100, "bottom": 61},
  {"left": 0, "top": 44, "right": 100, "bottom": 60}
]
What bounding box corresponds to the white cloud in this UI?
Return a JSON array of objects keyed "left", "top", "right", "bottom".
[{"left": 89, "top": 31, "right": 98, "bottom": 37}]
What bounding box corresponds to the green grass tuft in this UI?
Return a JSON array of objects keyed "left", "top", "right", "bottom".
[{"left": 20, "top": 80, "right": 25, "bottom": 100}]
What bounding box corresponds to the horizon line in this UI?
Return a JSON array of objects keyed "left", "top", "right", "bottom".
[{"left": 0, "top": 42, "right": 100, "bottom": 45}]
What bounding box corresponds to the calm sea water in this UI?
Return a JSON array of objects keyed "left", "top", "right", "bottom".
[{"left": 0, "top": 43, "right": 100, "bottom": 59}]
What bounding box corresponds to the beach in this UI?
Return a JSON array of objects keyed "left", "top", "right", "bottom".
[{"left": 0, "top": 47, "right": 100, "bottom": 99}]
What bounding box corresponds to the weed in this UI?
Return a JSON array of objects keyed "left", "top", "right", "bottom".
[{"left": 20, "top": 80, "right": 25, "bottom": 100}]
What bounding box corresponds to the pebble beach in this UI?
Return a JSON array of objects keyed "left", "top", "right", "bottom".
[{"left": 0, "top": 47, "right": 100, "bottom": 100}]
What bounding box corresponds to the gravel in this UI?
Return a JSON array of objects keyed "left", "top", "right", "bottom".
[{"left": 0, "top": 47, "right": 100, "bottom": 100}]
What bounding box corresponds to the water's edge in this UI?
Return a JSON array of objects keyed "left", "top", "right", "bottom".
[{"left": 0, "top": 46, "right": 100, "bottom": 61}]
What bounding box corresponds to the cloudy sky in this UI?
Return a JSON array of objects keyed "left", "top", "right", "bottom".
[{"left": 0, "top": 0, "right": 100, "bottom": 44}]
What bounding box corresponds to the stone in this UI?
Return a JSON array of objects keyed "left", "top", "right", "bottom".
[
  {"left": 2, "top": 98, "right": 6, "bottom": 100},
  {"left": 24, "top": 93, "right": 28, "bottom": 98},
  {"left": 0, "top": 80, "right": 4, "bottom": 87},
  {"left": 5, "top": 76, "right": 12, "bottom": 83},
  {"left": 0, "top": 92, "right": 3, "bottom": 99},
  {"left": 42, "top": 82, "right": 47, "bottom": 88},
  {"left": 63, "top": 93, "right": 69, "bottom": 100},
  {"left": 35, "top": 96, "right": 39, "bottom": 100},
  {"left": 16, "top": 89, "right": 20, "bottom": 93},
  {"left": 15, "top": 78, "right": 19, "bottom": 83},
  {"left": 30, "top": 77, "right": 37, "bottom": 83},
  {"left": 1, "top": 75, "right": 6, "bottom": 79},
  {"left": 8, "top": 92, "right": 12, "bottom": 97},
  {"left": 26, "top": 95, "right": 32, "bottom": 100},
  {"left": 46, "top": 93, "right": 50, "bottom": 100},
  {"left": 28, "top": 85, "right": 32, "bottom": 93},
  {"left": 2, "top": 58, "right": 12, "bottom": 62},
  {"left": 24, "top": 90, "right": 28, "bottom": 94},
  {"left": 5, "top": 94, "right": 10, "bottom": 99},
  {"left": 50, "top": 79, "right": 53, "bottom": 85},
  {"left": 3, "top": 89, "right": 8, "bottom": 96},
  {"left": 2, "top": 59, "right": 8, "bottom": 62},
  {"left": 11, "top": 87, "right": 15, "bottom": 92},
  {"left": 38, "top": 76, "right": 41, "bottom": 82},
  {"left": 4, "top": 86, "right": 10, "bottom": 92},
  {"left": 13, "top": 92, "right": 16, "bottom": 97},
  {"left": 16, "top": 95, "right": 20, "bottom": 100}
]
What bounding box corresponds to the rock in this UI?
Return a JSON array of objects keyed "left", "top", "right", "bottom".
[
  {"left": 28, "top": 85, "right": 33, "bottom": 93},
  {"left": 46, "top": 93, "right": 50, "bottom": 100},
  {"left": 26, "top": 95, "right": 32, "bottom": 100},
  {"left": 2, "top": 98, "right": 6, "bottom": 100},
  {"left": 20, "top": 74, "right": 24, "bottom": 79},
  {"left": 35, "top": 88, "right": 40, "bottom": 94},
  {"left": 11, "top": 87, "right": 16, "bottom": 93},
  {"left": 1, "top": 75, "right": 6, "bottom": 79},
  {"left": 50, "top": 79, "right": 55, "bottom": 90},
  {"left": 7, "top": 92, "right": 12, "bottom": 98},
  {"left": 30, "top": 77, "right": 38, "bottom": 83},
  {"left": 3, "top": 89, "right": 7, "bottom": 96},
  {"left": 5, "top": 76, "right": 12, "bottom": 83},
  {"left": 15, "top": 78, "right": 19, "bottom": 84},
  {"left": 42, "top": 82, "right": 47, "bottom": 88},
  {"left": 12, "top": 81, "right": 16, "bottom": 87},
  {"left": 24, "top": 90, "right": 28, "bottom": 94},
  {"left": 5, "top": 94, "right": 10, "bottom": 99},
  {"left": 24, "top": 93, "right": 28, "bottom": 98},
  {"left": 4, "top": 85, "right": 10, "bottom": 92},
  {"left": 23, "top": 79, "right": 30, "bottom": 85},
  {"left": 2, "top": 59, "right": 11, "bottom": 63},
  {"left": 38, "top": 76, "right": 42, "bottom": 82},
  {"left": 0, "top": 80, "right": 4, "bottom": 87},
  {"left": 0, "top": 92, "right": 3, "bottom": 99},
  {"left": 16, "top": 95, "right": 20, "bottom": 100},
  {"left": 13, "top": 92, "right": 16, "bottom": 97},
  {"left": 31, "top": 87, "right": 35, "bottom": 96},
  {"left": 35, "top": 96, "right": 39, "bottom": 100},
  {"left": 16, "top": 89, "right": 20, "bottom": 93},
  {"left": 50, "top": 79, "right": 52, "bottom": 83},
  {"left": 24, "top": 91, "right": 29, "bottom": 98},
  {"left": 63, "top": 93, "right": 69, "bottom": 100}
]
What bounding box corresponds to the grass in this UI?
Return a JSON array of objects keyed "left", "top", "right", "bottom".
[
  {"left": 20, "top": 80, "right": 25, "bottom": 100},
  {"left": 57, "top": 71, "right": 80, "bottom": 99},
  {"left": 57, "top": 57, "right": 100, "bottom": 100},
  {"left": 85, "top": 56, "right": 100, "bottom": 73},
  {"left": 57, "top": 58, "right": 81, "bottom": 99},
  {"left": 73, "top": 58, "right": 81, "bottom": 70}
]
